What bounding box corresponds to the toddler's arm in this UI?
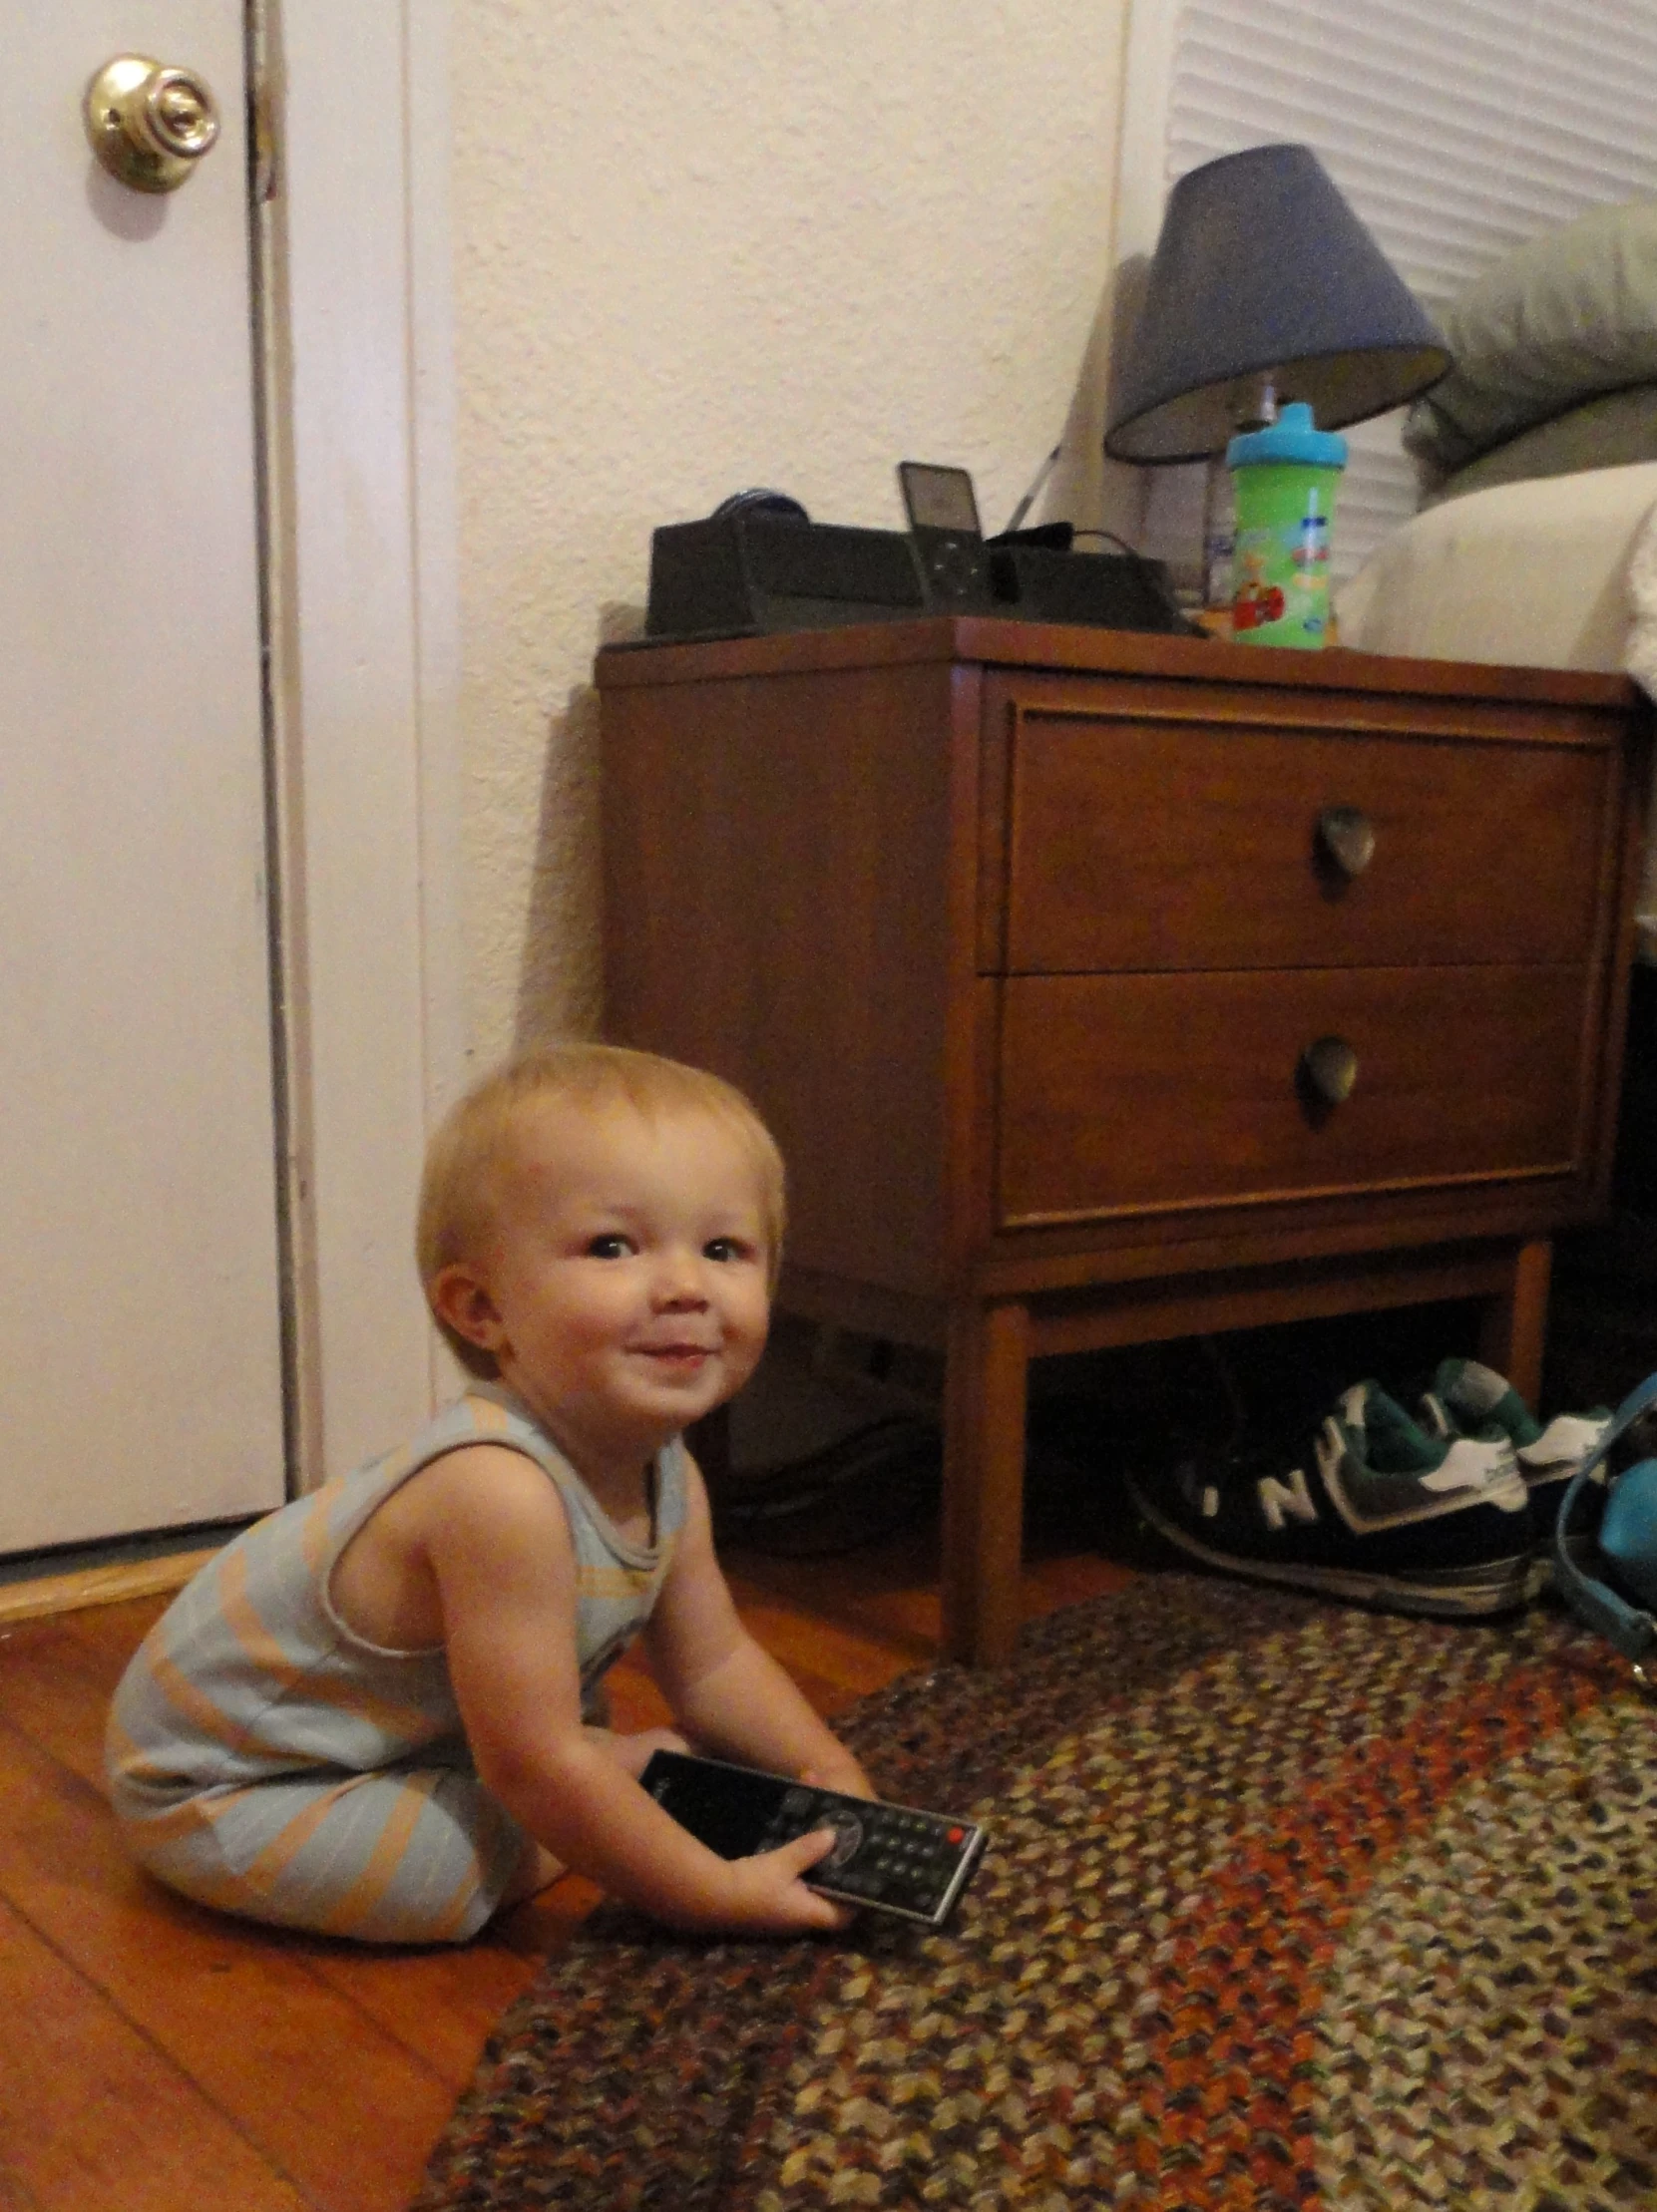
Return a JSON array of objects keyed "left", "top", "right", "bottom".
[
  {"left": 641, "top": 1457, "right": 875, "bottom": 1802},
  {"left": 422, "top": 1446, "right": 853, "bottom": 1935}
]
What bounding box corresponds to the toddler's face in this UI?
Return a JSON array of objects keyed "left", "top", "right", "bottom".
[{"left": 471, "top": 1098, "right": 772, "bottom": 1485}]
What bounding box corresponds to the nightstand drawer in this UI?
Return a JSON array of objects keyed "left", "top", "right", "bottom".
[
  {"left": 1003, "top": 711, "right": 1606, "bottom": 973},
  {"left": 997, "top": 965, "right": 1589, "bottom": 1226}
]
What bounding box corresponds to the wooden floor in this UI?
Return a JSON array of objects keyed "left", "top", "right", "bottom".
[{"left": 0, "top": 1514, "right": 1133, "bottom": 2212}]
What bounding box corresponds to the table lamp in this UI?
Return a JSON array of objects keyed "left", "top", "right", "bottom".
[{"left": 1104, "top": 143, "right": 1450, "bottom": 603}]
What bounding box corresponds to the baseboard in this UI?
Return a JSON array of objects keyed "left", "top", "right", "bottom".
[{"left": 0, "top": 1545, "right": 222, "bottom": 1626}]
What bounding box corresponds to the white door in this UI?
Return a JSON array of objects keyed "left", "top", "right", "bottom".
[{"left": 0, "top": 4, "right": 285, "bottom": 1552}]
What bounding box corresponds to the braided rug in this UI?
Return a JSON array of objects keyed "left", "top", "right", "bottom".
[{"left": 415, "top": 1576, "right": 1657, "bottom": 2211}]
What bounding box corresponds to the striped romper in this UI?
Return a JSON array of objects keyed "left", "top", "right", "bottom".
[{"left": 105, "top": 1385, "right": 686, "bottom": 1945}]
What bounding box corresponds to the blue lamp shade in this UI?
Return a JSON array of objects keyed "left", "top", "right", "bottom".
[{"left": 1104, "top": 144, "right": 1450, "bottom": 464}]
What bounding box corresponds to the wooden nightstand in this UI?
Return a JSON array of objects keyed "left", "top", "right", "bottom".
[{"left": 598, "top": 618, "right": 1651, "bottom": 1665}]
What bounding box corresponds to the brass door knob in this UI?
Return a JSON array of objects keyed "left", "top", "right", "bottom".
[
  {"left": 1300, "top": 1035, "right": 1359, "bottom": 1104},
  {"left": 85, "top": 55, "right": 220, "bottom": 193},
  {"left": 1317, "top": 805, "right": 1376, "bottom": 879}
]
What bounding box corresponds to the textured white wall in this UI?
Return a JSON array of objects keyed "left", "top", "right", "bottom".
[{"left": 452, "top": 0, "right": 1129, "bottom": 1063}]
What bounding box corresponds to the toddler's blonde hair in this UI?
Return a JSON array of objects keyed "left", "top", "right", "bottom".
[{"left": 417, "top": 1043, "right": 786, "bottom": 1377}]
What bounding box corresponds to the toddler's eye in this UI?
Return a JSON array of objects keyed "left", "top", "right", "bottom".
[
  {"left": 587, "top": 1234, "right": 631, "bottom": 1259},
  {"left": 703, "top": 1237, "right": 753, "bottom": 1264}
]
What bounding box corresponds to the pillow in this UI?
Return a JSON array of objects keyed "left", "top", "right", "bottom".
[
  {"left": 1422, "top": 383, "right": 1657, "bottom": 506},
  {"left": 1336, "top": 459, "right": 1657, "bottom": 673},
  {"left": 1404, "top": 198, "right": 1657, "bottom": 477}
]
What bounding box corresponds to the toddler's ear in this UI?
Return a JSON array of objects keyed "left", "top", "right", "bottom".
[{"left": 429, "top": 1263, "right": 507, "bottom": 1355}]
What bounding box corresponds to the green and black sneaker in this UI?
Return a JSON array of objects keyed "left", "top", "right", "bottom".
[{"left": 1128, "top": 1379, "right": 1537, "bottom": 1618}]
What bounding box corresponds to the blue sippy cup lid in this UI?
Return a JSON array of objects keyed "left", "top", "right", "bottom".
[{"left": 1227, "top": 401, "right": 1347, "bottom": 470}]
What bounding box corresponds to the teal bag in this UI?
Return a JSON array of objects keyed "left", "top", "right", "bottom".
[{"left": 1554, "top": 1369, "right": 1657, "bottom": 1679}]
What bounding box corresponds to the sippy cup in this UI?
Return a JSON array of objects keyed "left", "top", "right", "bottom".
[{"left": 1226, "top": 401, "right": 1346, "bottom": 648}]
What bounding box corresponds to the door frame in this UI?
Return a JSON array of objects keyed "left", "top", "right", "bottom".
[{"left": 267, "top": 1, "right": 464, "bottom": 1487}]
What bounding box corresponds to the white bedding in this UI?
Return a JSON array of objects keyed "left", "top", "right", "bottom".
[{"left": 1337, "top": 463, "right": 1657, "bottom": 959}]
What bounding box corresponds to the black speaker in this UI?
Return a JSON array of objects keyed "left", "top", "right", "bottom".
[
  {"left": 987, "top": 544, "right": 1197, "bottom": 634},
  {"left": 646, "top": 517, "right": 927, "bottom": 640}
]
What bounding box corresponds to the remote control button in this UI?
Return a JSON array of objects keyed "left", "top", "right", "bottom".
[{"left": 823, "top": 1809, "right": 864, "bottom": 1870}]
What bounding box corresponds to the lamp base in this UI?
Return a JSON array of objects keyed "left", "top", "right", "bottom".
[{"left": 1200, "top": 453, "right": 1235, "bottom": 610}]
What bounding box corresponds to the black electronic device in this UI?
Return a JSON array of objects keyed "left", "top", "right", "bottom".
[
  {"left": 987, "top": 540, "right": 1200, "bottom": 635},
  {"left": 641, "top": 477, "right": 1200, "bottom": 643},
  {"left": 897, "top": 460, "right": 997, "bottom": 611},
  {"left": 645, "top": 506, "right": 927, "bottom": 641},
  {"left": 640, "top": 1749, "right": 987, "bottom": 1929}
]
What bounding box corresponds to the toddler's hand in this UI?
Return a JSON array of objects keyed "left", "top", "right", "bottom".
[{"left": 716, "top": 1826, "right": 855, "bottom": 1936}]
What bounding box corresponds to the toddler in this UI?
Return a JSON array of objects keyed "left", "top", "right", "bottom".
[{"left": 107, "top": 1044, "right": 872, "bottom": 1944}]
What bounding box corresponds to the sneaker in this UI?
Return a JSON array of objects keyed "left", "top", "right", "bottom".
[
  {"left": 1417, "top": 1357, "right": 1611, "bottom": 1542},
  {"left": 1127, "top": 1379, "right": 1537, "bottom": 1618}
]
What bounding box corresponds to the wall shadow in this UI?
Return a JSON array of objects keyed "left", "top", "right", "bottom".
[
  {"left": 511, "top": 600, "right": 647, "bottom": 1052},
  {"left": 1040, "top": 250, "right": 1152, "bottom": 548}
]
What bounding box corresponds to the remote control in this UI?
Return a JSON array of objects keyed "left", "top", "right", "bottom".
[{"left": 640, "top": 1749, "right": 987, "bottom": 1929}]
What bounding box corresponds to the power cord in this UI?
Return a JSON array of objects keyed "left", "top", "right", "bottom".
[{"left": 711, "top": 1415, "right": 940, "bottom": 1558}]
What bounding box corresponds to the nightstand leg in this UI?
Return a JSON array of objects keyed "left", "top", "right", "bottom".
[
  {"left": 941, "top": 1298, "right": 1031, "bottom": 1667},
  {"left": 1477, "top": 1236, "right": 1552, "bottom": 1409}
]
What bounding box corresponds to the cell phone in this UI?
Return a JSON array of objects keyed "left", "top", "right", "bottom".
[
  {"left": 640, "top": 1748, "right": 988, "bottom": 1929},
  {"left": 897, "top": 461, "right": 996, "bottom": 611}
]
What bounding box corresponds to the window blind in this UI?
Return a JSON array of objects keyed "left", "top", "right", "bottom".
[{"left": 1138, "top": 0, "right": 1657, "bottom": 588}]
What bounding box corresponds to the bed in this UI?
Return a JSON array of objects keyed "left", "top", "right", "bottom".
[{"left": 1336, "top": 197, "right": 1657, "bottom": 961}]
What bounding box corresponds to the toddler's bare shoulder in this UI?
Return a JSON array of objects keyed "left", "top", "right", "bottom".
[{"left": 408, "top": 1442, "right": 571, "bottom": 1545}]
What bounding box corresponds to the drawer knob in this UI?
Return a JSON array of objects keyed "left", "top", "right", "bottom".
[
  {"left": 1318, "top": 805, "right": 1376, "bottom": 878},
  {"left": 1300, "top": 1035, "right": 1359, "bottom": 1104}
]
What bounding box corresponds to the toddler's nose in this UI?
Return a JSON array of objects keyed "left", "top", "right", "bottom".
[{"left": 652, "top": 1249, "right": 710, "bottom": 1306}]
